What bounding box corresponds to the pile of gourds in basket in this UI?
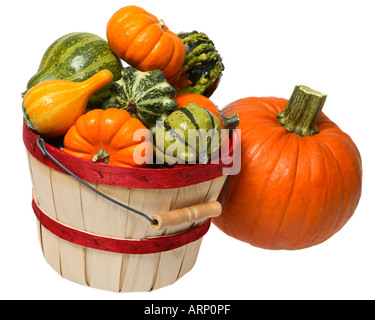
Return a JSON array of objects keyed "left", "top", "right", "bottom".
[{"left": 22, "top": 5, "right": 362, "bottom": 292}]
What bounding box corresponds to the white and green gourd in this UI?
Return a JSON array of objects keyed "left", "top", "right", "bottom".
[
  {"left": 155, "top": 103, "right": 222, "bottom": 166},
  {"left": 103, "top": 67, "right": 178, "bottom": 133}
]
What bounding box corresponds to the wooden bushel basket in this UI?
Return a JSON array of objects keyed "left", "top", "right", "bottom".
[{"left": 23, "top": 123, "right": 238, "bottom": 292}]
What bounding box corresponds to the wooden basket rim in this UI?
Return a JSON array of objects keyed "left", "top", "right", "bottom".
[{"left": 23, "top": 122, "right": 239, "bottom": 189}]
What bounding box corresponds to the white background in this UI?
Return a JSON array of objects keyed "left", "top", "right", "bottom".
[{"left": 2, "top": 0, "right": 375, "bottom": 300}]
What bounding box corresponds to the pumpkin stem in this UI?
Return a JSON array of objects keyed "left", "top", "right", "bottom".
[
  {"left": 158, "top": 19, "right": 166, "bottom": 30},
  {"left": 220, "top": 111, "right": 240, "bottom": 131},
  {"left": 277, "top": 85, "right": 327, "bottom": 137},
  {"left": 92, "top": 149, "right": 110, "bottom": 164}
]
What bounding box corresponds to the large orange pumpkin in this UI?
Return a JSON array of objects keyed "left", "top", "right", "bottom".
[
  {"left": 213, "top": 85, "right": 362, "bottom": 250},
  {"left": 63, "top": 108, "right": 153, "bottom": 167},
  {"left": 106, "top": 5, "right": 185, "bottom": 83}
]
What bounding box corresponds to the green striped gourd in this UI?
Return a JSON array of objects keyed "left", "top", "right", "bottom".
[
  {"left": 174, "top": 31, "right": 224, "bottom": 98},
  {"left": 103, "top": 67, "right": 177, "bottom": 133},
  {"left": 24, "top": 32, "right": 123, "bottom": 107},
  {"left": 155, "top": 103, "right": 222, "bottom": 165}
]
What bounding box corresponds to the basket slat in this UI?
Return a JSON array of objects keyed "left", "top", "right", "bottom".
[
  {"left": 152, "top": 179, "right": 214, "bottom": 291},
  {"left": 177, "top": 175, "right": 227, "bottom": 280},
  {"left": 179, "top": 176, "right": 226, "bottom": 280},
  {"left": 50, "top": 170, "right": 88, "bottom": 285},
  {"left": 27, "top": 152, "right": 61, "bottom": 275},
  {"left": 81, "top": 182, "right": 130, "bottom": 292},
  {"left": 177, "top": 238, "right": 203, "bottom": 281}
]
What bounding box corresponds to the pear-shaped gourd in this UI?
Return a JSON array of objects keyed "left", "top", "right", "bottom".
[{"left": 23, "top": 70, "right": 113, "bottom": 138}]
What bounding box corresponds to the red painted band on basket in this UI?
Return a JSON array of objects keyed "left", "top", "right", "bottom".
[
  {"left": 32, "top": 198, "right": 211, "bottom": 255},
  {"left": 23, "top": 122, "right": 236, "bottom": 189}
]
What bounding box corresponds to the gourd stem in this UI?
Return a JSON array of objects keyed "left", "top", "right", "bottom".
[
  {"left": 92, "top": 149, "right": 110, "bottom": 164},
  {"left": 220, "top": 112, "right": 240, "bottom": 131},
  {"left": 127, "top": 100, "right": 138, "bottom": 115},
  {"left": 277, "top": 85, "right": 327, "bottom": 137}
]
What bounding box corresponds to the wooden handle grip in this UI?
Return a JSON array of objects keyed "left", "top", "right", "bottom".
[{"left": 152, "top": 201, "right": 222, "bottom": 231}]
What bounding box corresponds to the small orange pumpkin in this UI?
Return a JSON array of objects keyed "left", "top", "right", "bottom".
[
  {"left": 63, "top": 108, "right": 153, "bottom": 167},
  {"left": 106, "top": 5, "right": 186, "bottom": 83}
]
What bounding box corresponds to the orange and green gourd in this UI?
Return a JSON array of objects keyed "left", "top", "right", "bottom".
[{"left": 22, "top": 70, "right": 113, "bottom": 138}]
